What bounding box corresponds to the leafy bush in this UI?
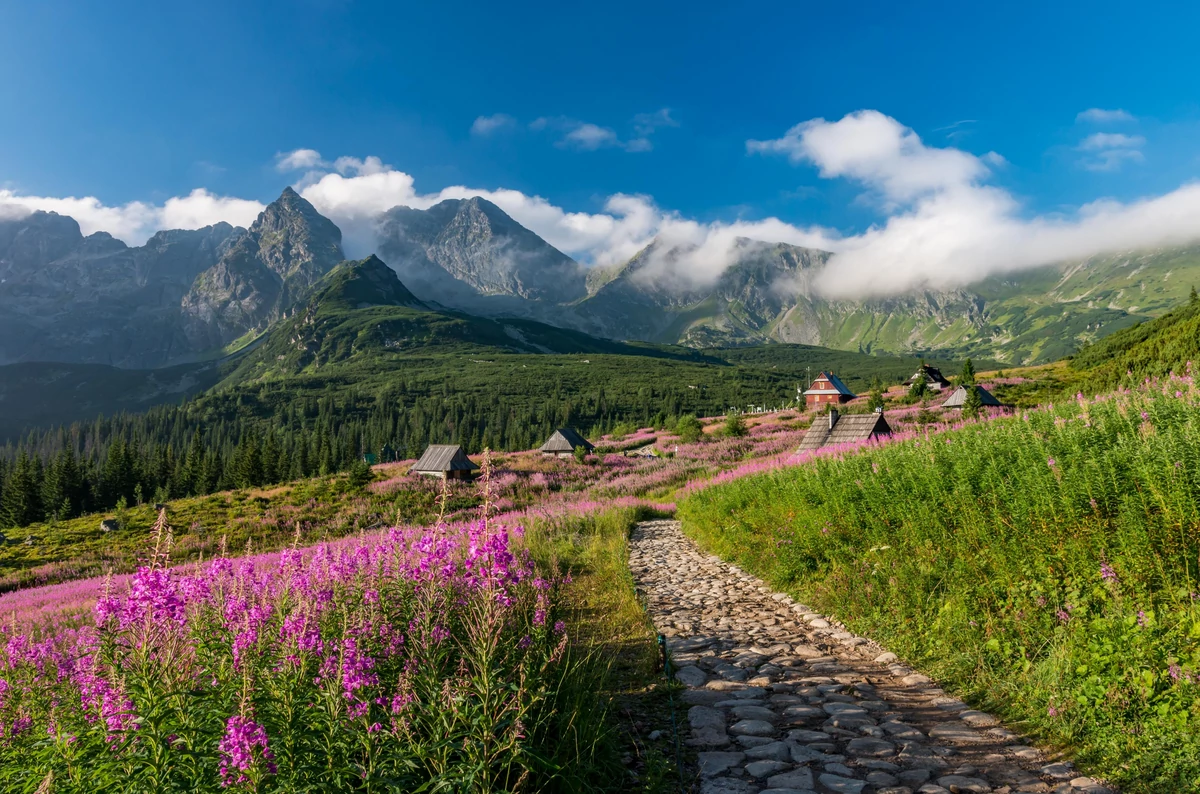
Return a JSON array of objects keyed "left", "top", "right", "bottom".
[
  {"left": 722, "top": 414, "right": 748, "bottom": 438},
  {"left": 675, "top": 415, "right": 703, "bottom": 444},
  {"left": 679, "top": 383, "right": 1200, "bottom": 792}
]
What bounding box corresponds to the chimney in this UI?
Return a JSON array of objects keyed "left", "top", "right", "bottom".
[{"left": 829, "top": 408, "right": 839, "bottom": 429}]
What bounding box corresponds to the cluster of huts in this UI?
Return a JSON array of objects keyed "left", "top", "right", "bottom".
[
  {"left": 405, "top": 363, "right": 1003, "bottom": 477},
  {"left": 409, "top": 428, "right": 596, "bottom": 479},
  {"left": 795, "top": 364, "right": 1005, "bottom": 451}
]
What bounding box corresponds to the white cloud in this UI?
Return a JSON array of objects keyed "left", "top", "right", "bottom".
[
  {"left": 0, "top": 188, "right": 263, "bottom": 244},
  {"left": 275, "top": 148, "right": 326, "bottom": 172},
  {"left": 633, "top": 108, "right": 679, "bottom": 136},
  {"left": 750, "top": 110, "right": 1200, "bottom": 298},
  {"left": 1078, "top": 132, "right": 1145, "bottom": 150},
  {"left": 470, "top": 114, "right": 517, "bottom": 136},
  {"left": 10, "top": 110, "right": 1200, "bottom": 305},
  {"left": 1076, "top": 132, "right": 1145, "bottom": 172},
  {"left": 532, "top": 109, "right": 677, "bottom": 153},
  {"left": 562, "top": 123, "right": 621, "bottom": 151},
  {"left": 748, "top": 110, "right": 996, "bottom": 205},
  {"left": 1077, "top": 108, "right": 1136, "bottom": 124}
]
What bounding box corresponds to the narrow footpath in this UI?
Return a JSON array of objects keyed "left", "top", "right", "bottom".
[{"left": 629, "top": 520, "right": 1116, "bottom": 794}]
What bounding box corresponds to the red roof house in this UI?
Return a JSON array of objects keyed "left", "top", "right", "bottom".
[{"left": 803, "top": 371, "right": 856, "bottom": 409}]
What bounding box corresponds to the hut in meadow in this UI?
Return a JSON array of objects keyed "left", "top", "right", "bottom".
[
  {"left": 538, "top": 428, "right": 595, "bottom": 459},
  {"left": 797, "top": 408, "right": 892, "bottom": 452},
  {"left": 803, "top": 371, "right": 856, "bottom": 409},
  {"left": 941, "top": 384, "right": 1002, "bottom": 409},
  {"left": 411, "top": 444, "right": 479, "bottom": 479},
  {"left": 904, "top": 364, "right": 952, "bottom": 391}
]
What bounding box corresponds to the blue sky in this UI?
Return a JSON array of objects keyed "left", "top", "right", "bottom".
[{"left": 3, "top": 0, "right": 1200, "bottom": 295}]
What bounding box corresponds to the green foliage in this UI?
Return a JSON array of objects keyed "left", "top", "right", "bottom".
[
  {"left": 722, "top": 413, "right": 748, "bottom": 438},
  {"left": 959, "top": 357, "right": 976, "bottom": 386},
  {"left": 866, "top": 379, "right": 886, "bottom": 413},
  {"left": 346, "top": 458, "right": 373, "bottom": 489},
  {"left": 962, "top": 384, "right": 984, "bottom": 419},
  {"left": 679, "top": 387, "right": 1200, "bottom": 792},
  {"left": 907, "top": 378, "right": 930, "bottom": 401},
  {"left": 573, "top": 445, "right": 588, "bottom": 464},
  {"left": 675, "top": 415, "right": 703, "bottom": 444},
  {"left": 1070, "top": 298, "right": 1200, "bottom": 392}
]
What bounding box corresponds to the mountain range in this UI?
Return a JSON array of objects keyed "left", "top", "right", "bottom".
[{"left": 3, "top": 186, "right": 1198, "bottom": 372}]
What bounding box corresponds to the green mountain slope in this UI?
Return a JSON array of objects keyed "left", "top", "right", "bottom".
[{"left": 1068, "top": 294, "right": 1200, "bottom": 390}]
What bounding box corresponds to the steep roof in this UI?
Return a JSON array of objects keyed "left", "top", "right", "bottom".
[
  {"left": 904, "top": 365, "right": 951, "bottom": 387},
  {"left": 539, "top": 428, "right": 595, "bottom": 453},
  {"left": 797, "top": 411, "right": 892, "bottom": 452},
  {"left": 941, "top": 384, "right": 1002, "bottom": 408},
  {"left": 412, "top": 444, "right": 479, "bottom": 473},
  {"left": 803, "top": 371, "right": 856, "bottom": 397}
]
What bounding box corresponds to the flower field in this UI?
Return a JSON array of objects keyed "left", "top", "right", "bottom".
[
  {"left": 0, "top": 391, "right": 1024, "bottom": 791},
  {"left": 679, "top": 379, "right": 1200, "bottom": 792}
]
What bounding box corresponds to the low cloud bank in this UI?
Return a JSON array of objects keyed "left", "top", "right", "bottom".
[{"left": 4, "top": 111, "right": 1200, "bottom": 301}]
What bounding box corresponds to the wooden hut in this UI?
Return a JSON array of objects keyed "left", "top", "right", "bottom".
[
  {"left": 803, "top": 371, "right": 856, "bottom": 408},
  {"left": 538, "top": 428, "right": 595, "bottom": 458},
  {"left": 411, "top": 445, "right": 479, "bottom": 479},
  {"left": 904, "top": 364, "right": 952, "bottom": 391},
  {"left": 797, "top": 408, "right": 892, "bottom": 452},
  {"left": 941, "top": 384, "right": 1002, "bottom": 409}
]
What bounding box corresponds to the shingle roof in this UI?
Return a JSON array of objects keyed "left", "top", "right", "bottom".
[
  {"left": 412, "top": 444, "right": 479, "bottom": 473},
  {"left": 904, "top": 365, "right": 951, "bottom": 387},
  {"left": 797, "top": 411, "right": 892, "bottom": 451},
  {"left": 941, "top": 384, "right": 1002, "bottom": 408},
  {"left": 539, "top": 428, "right": 595, "bottom": 453},
  {"left": 803, "top": 371, "right": 856, "bottom": 397}
]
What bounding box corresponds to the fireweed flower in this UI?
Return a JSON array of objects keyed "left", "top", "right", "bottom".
[
  {"left": 218, "top": 714, "right": 276, "bottom": 787},
  {"left": 1100, "top": 562, "right": 1118, "bottom": 583}
]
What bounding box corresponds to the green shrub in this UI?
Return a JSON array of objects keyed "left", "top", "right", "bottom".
[{"left": 675, "top": 414, "right": 703, "bottom": 443}]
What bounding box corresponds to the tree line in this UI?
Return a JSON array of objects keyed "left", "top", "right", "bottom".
[{"left": 0, "top": 378, "right": 766, "bottom": 529}]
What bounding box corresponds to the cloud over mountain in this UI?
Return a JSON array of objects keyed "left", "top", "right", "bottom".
[
  {"left": 750, "top": 110, "right": 1200, "bottom": 298},
  {"left": 7, "top": 110, "right": 1200, "bottom": 302}
]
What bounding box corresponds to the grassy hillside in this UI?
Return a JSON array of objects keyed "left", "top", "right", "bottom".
[
  {"left": 1068, "top": 295, "right": 1200, "bottom": 391},
  {"left": 678, "top": 384, "right": 1200, "bottom": 792}
]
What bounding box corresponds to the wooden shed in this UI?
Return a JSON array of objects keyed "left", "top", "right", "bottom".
[
  {"left": 538, "top": 428, "right": 595, "bottom": 458},
  {"left": 904, "top": 364, "right": 952, "bottom": 391},
  {"left": 797, "top": 409, "right": 892, "bottom": 452},
  {"left": 411, "top": 445, "right": 479, "bottom": 479},
  {"left": 941, "top": 384, "right": 1002, "bottom": 409},
  {"left": 803, "top": 371, "right": 856, "bottom": 408}
]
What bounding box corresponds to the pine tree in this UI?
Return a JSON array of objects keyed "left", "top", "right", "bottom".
[
  {"left": 1, "top": 451, "right": 43, "bottom": 528},
  {"left": 963, "top": 384, "right": 984, "bottom": 419},
  {"left": 867, "top": 378, "right": 886, "bottom": 412},
  {"left": 960, "top": 358, "right": 976, "bottom": 386}
]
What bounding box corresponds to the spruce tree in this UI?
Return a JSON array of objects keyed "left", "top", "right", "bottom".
[
  {"left": 960, "top": 358, "right": 976, "bottom": 386},
  {"left": 1, "top": 451, "right": 43, "bottom": 528}
]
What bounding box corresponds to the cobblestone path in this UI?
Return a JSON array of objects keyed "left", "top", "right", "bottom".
[{"left": 629, "top": 521, "right": 1115, "bottom": 794}]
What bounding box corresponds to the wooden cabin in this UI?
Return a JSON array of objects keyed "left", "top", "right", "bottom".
[
  {"left": 538, "top": 428, "right": 595, "bottom": 459},
  {"left": 411, "top": 445, "right": 479, "bottom": 479},
  {"left": 904, "top": 364, "right": 952, "bottom": 391},
  {"left": 797, "top": 408, "right": 892, "bottom": 452},
  {"left": 941, "top": 384, "right": 1002, "bottom": 409},
  {"left": 803, "top": 371, "right": 856, "bottom": 408}
]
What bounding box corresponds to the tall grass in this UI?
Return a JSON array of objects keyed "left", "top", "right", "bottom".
[{"left": 679, "top": 381, "right": 1200, "bottom": 792}]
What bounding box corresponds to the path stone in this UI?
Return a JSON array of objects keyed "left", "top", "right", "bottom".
[{"left": 628, "top": 520, "right": 1119, "bottom": 794}]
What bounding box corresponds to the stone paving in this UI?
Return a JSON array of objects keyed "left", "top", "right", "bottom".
[{"left": 629, "top": 521, "right": 1116, "bottom": 794}]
